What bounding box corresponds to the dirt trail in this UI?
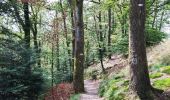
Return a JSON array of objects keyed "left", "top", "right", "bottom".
[{"left": 80, "top": 80, "right": 104, "bottom": 100}]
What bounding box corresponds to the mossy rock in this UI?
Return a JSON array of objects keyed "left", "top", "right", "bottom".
[
  {"left": 153, "top": 78, "right": 170, "bottom": 90},
  {"left": 161, "top": 66, "right": 170, "bottom": 74},
  {"left": 149, "top": 72, "right": 163, "bottom": 79}
]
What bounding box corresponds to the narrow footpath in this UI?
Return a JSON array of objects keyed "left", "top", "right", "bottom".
[{"left": 80, "top": 80, "right": 104, "bottom": 100}]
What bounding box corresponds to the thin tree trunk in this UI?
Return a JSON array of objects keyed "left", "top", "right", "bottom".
[
  {"left": 108, "top": 8, "right": 112, "bottom": 59},
  {"left": 71, "top": 10, "right": 75, "bottom": 72},
  {"left": 23, "top": 2, "right": 31, "bottom": 76},
  {"left": 30, "top": 5, "right": 41, "bottom": 67},
  {"left": 51, "top": 43, "right": 54, "bottom": 100},
  {"left": 152, "top": 1, "right": 158, "bottom": 28},
  {"left": 54, "top": 11, "right": 60, "bottom": 71},
  {"left": 98, "top": 2, "right": 105, "bottom": 73},
  {"left": 60, "top": 0, "right": 72, "bottom": 68},
  {"left": 159, "top": 11, "right": 165, "bottom": 31}
]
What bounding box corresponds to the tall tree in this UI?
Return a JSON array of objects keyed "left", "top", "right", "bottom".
[
  {"left": 59, "top": 0, "right": 72, "bottom": 68},
  {"left": 129, "top": 0, "right": 163, "bottom": 99},
  {"left": 108, "top": 8, "right": 112, "bottom": 59},
  {"left": 73, "top": 0, "right": 85, "bottom": 93}
]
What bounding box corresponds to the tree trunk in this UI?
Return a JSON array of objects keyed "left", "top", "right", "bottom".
[
  {"left": 23, "top": 2, "right": 31, "bottom": 74},
  {"left": 159, "top": 11, "right": 164, "bottom": 31},
  {"left": 73, "top": 0, "right": 85, "bottom": 93},
  {"left": 71, "top": 9, "right": 75, "bottom": 72},
  {"left": 30, "top": 5, "right": 41, "bottom": 67},
  {"left": 51, "top": 43, "right": 54, "bottom": 100},
  {"left": 60, "top": 0, "right": 72, "bottom": 68},
  {"left": 129, "top": 0, "right": 163, "bottom": 99},
  {"left": 98, "top": 3, "right": 105, "bottom": 73},
  {"left": 108, "top": 8, "right": 112, "bottom": 59}
]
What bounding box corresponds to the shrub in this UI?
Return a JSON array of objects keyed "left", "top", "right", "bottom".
[
  {"left": 99, "top": 74, "right": 128, "bottom": 100},
  {"left": 111, "top": 28, "right": 167, "bottom": 55},
  {"left": 145, "top": 28, "right": 167, "bottom": 46},
  {"left": 112, "top": 35, "right": 128, "bottom": 55},
  {"left": 153, "top": 78, "right": 170, "bottom": 90},
  {"left": 0, "top": 28, "right": 44, "bottom": 99},
  {"left": 45, "top": 83, "right": 74, "bottom": 100}
]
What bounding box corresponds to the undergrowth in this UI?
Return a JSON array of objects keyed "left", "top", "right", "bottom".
[{"left": 99, "top": 74, "right": 129, "bottom": 100}]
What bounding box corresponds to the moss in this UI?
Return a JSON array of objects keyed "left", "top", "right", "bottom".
[
  {"left": 161, "top": 66, "right": 170, "bottom": 74},
  {"left": 70, "top": 94, "right": 80, "bottom": 100},
  {"left": 153, "top": 78, "right": 170, "bottom": 90},
  {"left": 149, "top": 72, "right": 163, "bottom": 79}
]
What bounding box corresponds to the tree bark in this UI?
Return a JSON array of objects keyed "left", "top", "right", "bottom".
[
  {"left": 129, "top": 0, "right": 149, "bottom": 98},
  {"left": 71, "top": 10, "right": 75, "bottom": 72},
  {"left": 129, "top": 0, "right": 163, "bottom": 99},
  {"left": 108, "top": 8, "right": 112, "bottom": 59},
  {"left": 23, "top": 2, "right": 31, "bottom": 75},
  {"left": 98, "top": 1, "right": 105, "bottom": 73},
  {"left": 60, "top": 0, "right": 72, "bottom": 68},
  {"left": 73, "top": 0, "right": 85, "bottom": 93}
]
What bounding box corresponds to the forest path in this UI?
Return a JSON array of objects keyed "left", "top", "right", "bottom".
[{"left": 80, "top": 80, "right": 104, "bottom": 100}]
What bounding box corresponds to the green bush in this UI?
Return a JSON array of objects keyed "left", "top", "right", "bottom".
[
  {"left": 111, "top": 28, "right": 167, "bottom": 55},
  {"left": 0, "top": 28, "right": 44, "bottom": 99},
  {"left": 112, "top": 35, "right": 128, "bottom": 55},
  {"left": 153, "top": 78, "right": 170, "bottom": 90},
  {"left": 145, "top": 28, "right": 167, "bottom": 46}
]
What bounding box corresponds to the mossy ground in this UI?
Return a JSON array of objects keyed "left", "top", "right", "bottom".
[
  {"left": 149, "top": 72, "right": 163, "bottom": 79},
  {"left": 161, "top": 66, "right": 170, "bottom": 74},
  {"left": 153, "top": 78, "right": 170, "bottom": 90},
  {"left": 70, "top": 94, "right": 80, "bottom": 100}
]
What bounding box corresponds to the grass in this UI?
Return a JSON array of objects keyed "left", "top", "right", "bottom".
[
  {"left": 149, "top": 72, "right": 163, "bottom": 79},
  {"left": 70, "top": 94, "right": 80, "bottom": 100},
  {"left": 153, "top": 78, "right": 170, "bottom": 90},
  {"left": 99, "top": 74, "right": 128, "bottom": 100},
  {"left": 161, "top": 66, "right": 170, "bottom": 74}
]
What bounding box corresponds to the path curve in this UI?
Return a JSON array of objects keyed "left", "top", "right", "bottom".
[{"left": 80, "top": 80, "right": 104, "bottom": 100}]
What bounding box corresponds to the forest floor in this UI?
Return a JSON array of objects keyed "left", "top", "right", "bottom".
[
  {"left": 82, "top": 39, "right": 170, "bottom": 100},
  {"left": 80, "top": 80, "right": 104, "bottom": 100}
]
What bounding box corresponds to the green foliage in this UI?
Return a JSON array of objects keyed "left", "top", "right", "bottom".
[
  {"left": 0, "top": 27, "right": 44, "bottom": 99},
  {"left": 153, "top": 78, "right": 170, "bottom": 90},
  {"left": 55, "top": 71, "right": 73, "bottom": 84},
  {"left": 149, "top": 72, "right": 163, "bottom": 79},
  {"left": 70, "top": 94, "right": 80, "bottom": 100},
  {"left": 99, "top": 74, "right": 128, "bottom": 100},
  {"left": 145, "top": 28, "right": 167, "bottom": 46},
  {"left": 111, "top": 28, "right": 167, "bottom": 55},
  {"left": 112, "top": 35, "right": 128, "bottom": 55},
  {"left": 161, "top": 66, "right": 170, "bottom": 74}
]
